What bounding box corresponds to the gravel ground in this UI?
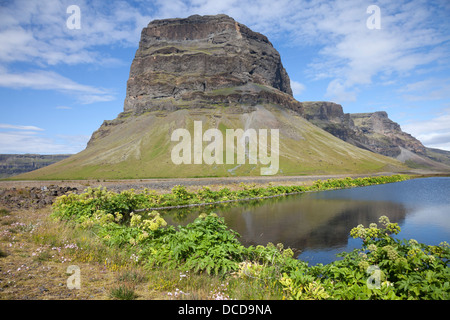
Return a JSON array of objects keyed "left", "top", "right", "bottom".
[{"left": 0, "top": 173, "right": 398, "bottom": 193}]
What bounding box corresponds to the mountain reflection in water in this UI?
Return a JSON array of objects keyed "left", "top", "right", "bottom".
[
  {"left": 162, "top": 194, "right": 406, "bottom": 260},
  {"left": 218, "top": 196, "right": 406, "bottom": 252},
  {"left": 162, "top": 177, "right": 449, "bottom": 265}
]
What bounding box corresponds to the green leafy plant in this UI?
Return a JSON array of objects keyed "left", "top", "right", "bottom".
[
  {"left": 272, "top": 215, "right": 449, "bottom": 300},
  {"left": 146, "top": 213, "right": 245, "bottom": 275}
]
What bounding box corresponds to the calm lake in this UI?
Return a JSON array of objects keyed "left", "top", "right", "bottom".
[{"left": 163, "top": 177, "right": 450, "bottom": 265}]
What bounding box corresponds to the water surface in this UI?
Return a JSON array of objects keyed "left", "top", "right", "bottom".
[{"left": 163, "top": 177, "right": 450, "bottom": 265}]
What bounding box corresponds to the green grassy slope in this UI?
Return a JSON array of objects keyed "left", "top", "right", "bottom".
[{"left": 15, "top": 104, "right": 407, "bottom": 180}]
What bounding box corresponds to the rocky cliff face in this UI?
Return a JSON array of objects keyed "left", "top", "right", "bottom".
[
  {"left": 302, "top": 101, "right": 450, "bottom": 170},
  {"left": 350, "top": 111, "right": 427, "bottom": 157},
  {"left": 123, "top": 14, "right": 300, "bottom": 115},
  {"left": 302, "top": 101, "right": 427, "bottom": 157},
  {"left": 302, "top": 101, "right": 356, "bottom": 141}
]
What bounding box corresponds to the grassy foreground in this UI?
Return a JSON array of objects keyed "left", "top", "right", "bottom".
[{"left": 1, "top": 175, "right": 449, "bottom": 300}]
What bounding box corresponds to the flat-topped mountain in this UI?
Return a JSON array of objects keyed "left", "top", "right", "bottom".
[
  {"left": 123, "top": 14, "right": 300, "bottom": 115},
  {"left": 17, "top": 15, "right": 410, "bottom": 180}
]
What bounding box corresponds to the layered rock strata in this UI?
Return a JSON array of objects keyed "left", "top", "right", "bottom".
[
  {"left": 123, "top": 14, "right": 301, "bottom": 115},
  {"left": 302, "top": 101, "right": 426, "bottom": 158}
]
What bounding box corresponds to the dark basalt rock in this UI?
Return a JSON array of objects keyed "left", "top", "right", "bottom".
[
  {"left": 123, "top": 14, "right": 298, "bottom": 115},
  {"left": 0, "top": 186, "right": 78, "bottom": 209},
  {"left": 302, "top": 101, "right": 427, "bottom": 158}
]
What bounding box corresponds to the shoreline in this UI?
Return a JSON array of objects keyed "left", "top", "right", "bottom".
[{"left": 1, "top": 170, "right": 448, "bottom": 193}]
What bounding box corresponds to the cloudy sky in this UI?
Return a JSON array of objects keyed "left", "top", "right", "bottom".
[{"left": 1, "top": 0, "right": 449, "bottom": 154}]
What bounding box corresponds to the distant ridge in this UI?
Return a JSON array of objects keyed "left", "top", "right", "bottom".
[
  {"left": 0, "top": 154, "right": 71, "bottom": 178},
  {"left": 302, "top": 101, "right": 450, "bottom": 171}
]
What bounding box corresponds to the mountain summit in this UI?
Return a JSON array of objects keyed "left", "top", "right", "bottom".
[
  {"left": 123, "top": 14, "right": 300, "bottom": 115},
  {"left": 18, "top": 14, "right": 407, "bottom": 179}
]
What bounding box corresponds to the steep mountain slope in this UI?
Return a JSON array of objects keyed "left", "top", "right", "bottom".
[
  {"left": 16, "top": 15, "right": 407, "bottom": 180},
  {"left": 16, "top": 105, "right": 405, "bottom": 179},
  {"left": 424, "top": 147, "right": 450, "bottom": 168}
]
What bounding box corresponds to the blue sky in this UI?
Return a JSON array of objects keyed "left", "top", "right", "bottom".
[{"left": 1, "top": 0, "right": 449, "bottom": 154}]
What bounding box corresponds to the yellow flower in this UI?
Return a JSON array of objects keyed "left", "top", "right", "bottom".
[
  {"left": 130, "top": 214, "right": 142, "bottom": 227},
  {"left": 138, "top": 231, "right": 149, "bottom": 242}
]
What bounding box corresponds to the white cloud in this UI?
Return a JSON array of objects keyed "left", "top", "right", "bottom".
[
  {"left": 290, "top": 0, "right": 450, "bottom": 102},
  {"left": 402, "top": 111, "right": 450, "bottom": 151},
  {"left": 78, "top": 94, "right": 116, "bottom": 105},
  {"left": 0, "top": 127, "right": 89, "bottom": 154},
  {"left": 290, "top": 80, "right": 306, "bottom": 97},
  {"left": 0, "top": 0, "right": 155, "bottom": 104},
  {"left": 0, "top": 0, "right": 153, "bottom": 66},
  {"left": 325, "top": 79, "right": 357, "bottom": 102},
  {"left": 0, "top": 124, "right": 44, "bottom": 131},
  {"left": 0, "top": 27, "right": 36, "bottom": 63},
  {"left": 0, "top": 68, "right": 115, "bottom": 104},
  {"left": 0, "top": 69, "right": 96, "bottom": 92},
  {"left": 0, "top": 131, "right": 78, "bottom": 154},
  {"left": 398, "top": 78, "right": 450, "bottom": 102}
]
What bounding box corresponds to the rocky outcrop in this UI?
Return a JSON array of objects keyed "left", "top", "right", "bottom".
[
  {"left": 302, "top": 101, "right": 356, "bottom": 141},
  {"left": 350, "top": 111, "right": 426, "bottom": 157},
  {"left": 123, "top": 14, "right": 300, "bottom": 115},
  {"left": 0, "top": 186, "right": 78, "bottom": 209},
  {"left": 302, "top": 102, "right": 427, "bottom": 158}
]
